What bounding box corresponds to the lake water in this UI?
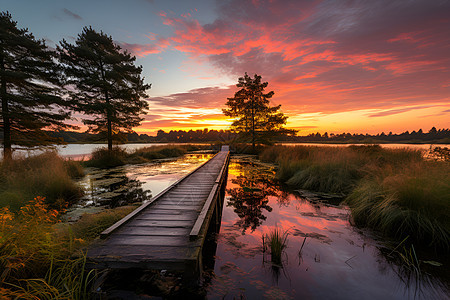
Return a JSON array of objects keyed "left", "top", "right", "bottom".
[
  {"left": 7, "top": 142, "right": 449, "bottom": 160},
  {"left": 207, "top": 157, "right": 448, "bottom": 299},
  {"left": 71, "top": 152, "right": 448, "bottom": 299}
]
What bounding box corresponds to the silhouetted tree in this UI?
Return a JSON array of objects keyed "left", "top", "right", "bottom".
[
  {"left": 58, "top": 27, "right": 150, "bottom": 151},
  {"left": 0, "top": 12, "right": 71, "bottom": 160},
  {"left": 223, "top": 73, "right": 295, "bottom": 151}
]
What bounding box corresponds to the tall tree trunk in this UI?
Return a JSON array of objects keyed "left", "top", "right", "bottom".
[
  {"left": 0, "top": 49, "right": 12, "bottom": 161},
  {"left": 251, "top": 93, "right": 255, "bottom": 152},
  {"left": 105, "top": 91, "right": 112, "bottom": 151}
]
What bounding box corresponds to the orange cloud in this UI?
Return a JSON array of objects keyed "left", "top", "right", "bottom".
[{"left": 138, "top": 1, "right": 450, "bottom": 135}]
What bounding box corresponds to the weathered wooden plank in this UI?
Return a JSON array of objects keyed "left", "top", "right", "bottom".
[
  {"left": 127, "top": 219, "right": 192, "bottom": 227},
  {"left": 167, "top": 188, "right": 212, "bottom": 191},
  {"left": 164, "top": 193, "right": 210, "bottom": 197},
  {"left": 107, "top": 234, "right": 188, "bottom": 246},
  {"left": 88, "top": 245, "right": 197, "bottom": 261},
  {"left": 135, "top": 213, "right": 195, "bottom": 221},
  {"left": 114, "top": 226, "right": 190, "bottom": 236},
  {"left": 137, "top": 209, "right": 188, "bottom": 215},
  {"left": 151, "top": 204, "right": 200, "bottom": 210}
]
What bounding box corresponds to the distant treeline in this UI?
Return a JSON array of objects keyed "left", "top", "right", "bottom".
[
  {"left": 282, "top": 127, "right": 450, "bottom": 144},
  {"left": 36, "top": 127, "right": 450, "bottom": 144},
  {"left": 47, "top": 129, "right": 237, "bottom": 143}
]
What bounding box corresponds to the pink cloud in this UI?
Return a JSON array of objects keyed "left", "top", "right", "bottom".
[
  {"left": 120, "top": 36, "right": 169, "bottom": 57},
  {"left": 146, "top": 0, "right": 450, "bottom": 131}
]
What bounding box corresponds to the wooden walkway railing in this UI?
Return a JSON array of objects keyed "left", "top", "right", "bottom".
[{"left": 87, "top": 146, "right": 230, "bottom": 275}]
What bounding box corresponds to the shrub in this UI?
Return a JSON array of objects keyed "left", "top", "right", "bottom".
[
  {"left": 127, "top": 145, "right": 209, "bottom": 163},
  {"left": 63, "top": 160, "right": 85, "bottom": 178},
  {"left": 85, "top": 147, "right": 126, "bottom": 168}
]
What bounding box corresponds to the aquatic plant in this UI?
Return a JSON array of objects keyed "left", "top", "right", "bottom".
[{"left": 264, "top": 227, "right": 289, "bottom": 265}]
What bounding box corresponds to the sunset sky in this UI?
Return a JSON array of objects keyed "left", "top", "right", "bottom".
[{"left": 3, "top": 0, "right": 450, "bottom": 135}]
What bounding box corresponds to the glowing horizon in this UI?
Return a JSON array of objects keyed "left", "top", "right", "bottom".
[{"left": 4, "top": 0, "right": 449, "bottom": 136}]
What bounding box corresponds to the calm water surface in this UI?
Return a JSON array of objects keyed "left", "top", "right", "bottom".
[
  {"left": 8, "top": 142, "right": 449, "bottom": 159},
  {"left": 207, "top": 157, "right": 448, "bottom": 299},
  {"left": 65, "top": 153, "right": 212, "bottom": 220},
  {"left": 70, "top": 152, "right": 448, "bottom": 299}
]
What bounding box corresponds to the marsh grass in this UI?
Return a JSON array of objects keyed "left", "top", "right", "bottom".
[
  {"left": 347, "top": 161, "right": 450, "bottom": 250},
  {"left": 85, "top": 147, "right": 127, "bottom": 168},
  {"left": 260, "top": 145, "right": 423, "bottom": 194},
  {"left": 129, "top": 145, "right": 187, "bottom": 161},
  {"left": 263, "top": 227, "right": 289, "bottom": 265},
  {"left": 261, "top": 145, "right": 449, "bottom": 251},
  {"left": 0, "top": 152, "right": 83, "bottom": 210},
  {"left": 0, "top": 198, "right": 135, "bottom": 299}
]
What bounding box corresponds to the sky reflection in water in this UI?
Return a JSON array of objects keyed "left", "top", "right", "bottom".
[
  {"left": 66, "top": 154, "right": 212, "bottom": 220},
  {"left": 68, "top": 153, "right": 446, "bottom": 299},
  {"left": 208, "top": 157, "right": 447, "bottom": 300}
]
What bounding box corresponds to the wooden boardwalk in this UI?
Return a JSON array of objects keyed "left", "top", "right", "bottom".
[{"left": 87, "top": 146, "right": 230, "bottom": 276}]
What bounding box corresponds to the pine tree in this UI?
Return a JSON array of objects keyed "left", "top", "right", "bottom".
[
  {"left": 0, "top": 12, "right": 71, "bottom": 160},
  {"left": 58, "top": 27, "right": 150, "bottom": 151},
  {"left": 223, "top": 73, "right": 294, "bottom": 150}
]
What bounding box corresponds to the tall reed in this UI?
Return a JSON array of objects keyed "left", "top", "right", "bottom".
[{"left": 264, "top": 227, "right": 289, "bottom": 265}]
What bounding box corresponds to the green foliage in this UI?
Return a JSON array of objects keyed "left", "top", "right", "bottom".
[
  {"left": 0, "top": 12, "right": 72, "bottom": 160},
  {"left": 0, "top": 152, "right": 83, "bottom": 209},
  {"left": 223, "top": 73, "right": 295, "bottom": 149},
  {"left": 58, "top": 26, "right": 150, "bottom": 151}
]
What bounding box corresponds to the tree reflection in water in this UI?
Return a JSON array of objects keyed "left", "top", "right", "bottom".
[{"left": 226, "top": 161, "right": 278, "bottom": 233}]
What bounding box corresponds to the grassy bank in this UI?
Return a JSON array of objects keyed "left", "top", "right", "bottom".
[
  {"left": 260, "top": 145, "right": 449, "bottom": 251},
  {"left": 0, "top": 197, "right": 135, "bottom": 298},
  {"left": 86, "top": 144, "right": 212, "bottom": 168},
  {"left": 0, "top": 152, "right": 84, "bottom": 210}
]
